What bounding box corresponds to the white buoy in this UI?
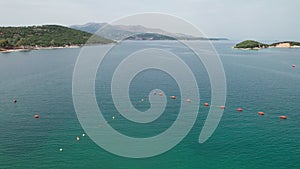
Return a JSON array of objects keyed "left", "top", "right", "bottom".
[
  {"left": 112, "top": 116, "right": 115, "bottom": 120},
  {"left": 82, "top": 133, "right": 85, "bottom": 137},
  {"left": 76, "top": 136, "right": 80, "bottom": 141},
  {"left": 59, "top": 148, "right": 63, "bottom": 152}
]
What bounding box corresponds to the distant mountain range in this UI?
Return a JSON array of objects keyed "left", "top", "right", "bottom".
[{"left": 70, "top": 22, "right": 228, "bottom": 41}]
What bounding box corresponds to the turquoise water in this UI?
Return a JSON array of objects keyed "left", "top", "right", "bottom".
[{"left": 0, "top": 41, "right": 299, "bottom": 169}]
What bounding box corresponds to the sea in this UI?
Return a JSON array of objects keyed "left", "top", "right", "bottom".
[{"left": 0, "top": 41, "right": 299, "bottom": 169}]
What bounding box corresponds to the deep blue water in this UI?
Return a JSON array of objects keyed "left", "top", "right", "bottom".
[{"left": 0, "top": 41, "right": 299, "bottom": 169}]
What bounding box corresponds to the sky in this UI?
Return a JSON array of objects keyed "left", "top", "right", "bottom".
[{"left": 0, "top": 0, "right": 299, "bottom": 41}]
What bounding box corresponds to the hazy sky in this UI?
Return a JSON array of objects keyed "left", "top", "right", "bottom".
[{"left": 0, "top": 0, "right": 299, "bottom": 41}]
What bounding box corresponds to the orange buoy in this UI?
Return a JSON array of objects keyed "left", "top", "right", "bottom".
[
  {"left": 159, "top": 93, "right": 163, "bottom": 96},
  {"left": 219, "top": 105, "right": 226, "bottom": 109},
  {"left": 171, "top": 96, "right": 176, "bottom": 99},
  {"left": 186, "top": 99, "right": 191, "bottom": 103},
  {"left": 280, "top": 116, "right": 287, "bottom": 119},
  {"left": 237, "top": 108, "right": 243, "bottom": 112},
  {"left": 34, "top": 115, "right": 39, "bottom": 119},
  {"left": 258, "top": 111, "right": 265, "bottom": 115},
  {"left": 204, "top": 102, "right": 209, "bottom": 106},
  {"left": 13, "top": 99, "right": 17, "bottom": 103}
]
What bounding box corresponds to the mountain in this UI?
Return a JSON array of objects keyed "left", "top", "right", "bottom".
[
  {"left": 70, "top": 22, "right": 228, "bottom": 41},
  {"left": 69, "top": 23, "right": 107, "bottom": 35},
  {"left": 0, "top": 25, "right": 114, "bottom": 51},
  {"left": 70, "top": 22, "right": 173, "bottom": 40}
]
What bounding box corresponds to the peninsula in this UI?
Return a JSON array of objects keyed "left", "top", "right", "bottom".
[
  {"left": 234, "top": 40, "right": 300, "bottom": 50},
  {"left": 0, "top": 25, "right": 114, "bottom": 52}
]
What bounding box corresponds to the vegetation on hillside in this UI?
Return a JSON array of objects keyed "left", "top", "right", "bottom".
[
  {"left": 235, "top": 40, "right": 300, "bottom": 49},
  {"left": 234, "top": 40, "right": 269, "bottom": 49},
  {"left": 0, "top": 25, "right": 114, "bottom": 50},
  {"left": 270, "top": 41, "right": 300, "bottom": 46}
]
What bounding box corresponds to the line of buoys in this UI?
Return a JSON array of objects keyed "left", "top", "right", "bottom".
[
  {"left": 158, "top": 94, "right": 290, "bottom": 121},
  {"left": 158, "top": 93, "right": 289, "bottom": 121},
  {"left": 10, "top": 90, "right": 291, "bottom": 155},
  {"left": 280, "top": 116, "right": 287, "bottom": 119}
]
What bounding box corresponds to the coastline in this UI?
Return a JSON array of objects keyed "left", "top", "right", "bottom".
[
  {"left": 0, "top": 45, "right": 81, "bottom": 53},
  {"left": 233, "top": 41, "right": 300, "bottom": 50},
  {"left": 232, "top": 46, "right": 262, "bottom": 50},
  {"left": 234, "top": 45, "right": 300, "bottom": 50}
]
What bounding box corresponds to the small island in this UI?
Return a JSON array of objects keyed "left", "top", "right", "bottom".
[
  {"left": 234, "top": 40, "right": 300, "bottom": 50},
  {"left": 0, "top": 25, "right": 114, "bottom": 52}
]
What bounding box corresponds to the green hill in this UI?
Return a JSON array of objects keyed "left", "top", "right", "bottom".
[
  {"left": 234, "top": 40, "right": 269, "bottom": 49},
  {"left": 0, "top": 25, "right": 114, "bottom": 50},
  {"left": 270, "top": 41, "right": 300, "bottom": 46},
  {"left": 234, "top": 40, "right": 300, "bottom": 50}
]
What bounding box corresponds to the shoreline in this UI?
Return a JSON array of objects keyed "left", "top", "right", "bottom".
[
  {"left": 233, "top": 45, "right": 300, "bottom": 50},
  {"left": 0, "top": 45, "right": 82, "bottom": 53},
  {"left": 0, "top": 42, "right": 115, "bottom": 53}
]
